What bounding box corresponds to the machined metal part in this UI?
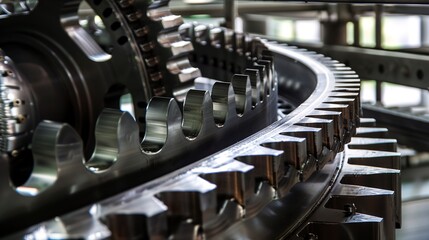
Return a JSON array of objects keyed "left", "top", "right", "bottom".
[
  {"left": 0, "top": 1, "right": 401, "bottom": 239},
  {"left": 0, "top": 1, "right": 281, "bottom": 233},
  {"left": 0, "top": 46, "right": 278, "bottom": 235},
  {"left": 3, "top": 32, "right": 401, "bottom": 239}
]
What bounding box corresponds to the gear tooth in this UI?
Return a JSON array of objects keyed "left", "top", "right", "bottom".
[
  {"left": 178, "top": 22, "right": 193, "bottom": 40},
  {"left": 256, "top": 59, "right": 274, "bottom": 95},
  {"left": 243, "top": 69, "right": 261, "bottom": 106},
  {"left": 153, "top": 86, "right": 166, "bottom": 96},
  {"left": 133, "top": 26, "right": 149, "bottom": 37},
  {"left": 335, "top": 74, "right": 360, "bottom": 80},
  {"left": 335, "top": 82, "right": 361, "bottom": 89},
  {"left": 196, "top": 160, "right": 254, "bottom": 207},
  {"left": 348, "top": 137, "right": 397, "bottom": 152},
  {"left": 210, "top": 27, "right": 225, "bottom": 48},
  {"left": 327, "top": 62, "right": 347, "bottom": 68},
  {"left": 356, "top": 127, "right": 389, "bottom": 138},
  {"left": 346, "top": 149, "right": 401, "bottom": 170},
  {"left": 170, "top": 40, "right": 194, "bottom": 56},
  {"left": 193, "top": 24, "right": 210, "bottom": 44},
  {"left": 252, "top": 64, "right": 268, "bottom": 99},
  {"left": 327, "top": 184, "right": 396, "bottom": 240},
  {"left": 126, "top": 10, "right": 143, "bottom": 22},
  {"left": 329, "top": 92, "right": 360, "bottom": 101},
  {"left": 161, "top": 15, "right": 183, "bottom": 29},
  {"left": 329, "top": 92, "right": 360, "bottom": 100},
  {"left": 333, "top": 87, "right": 360, "bottom": 92},
  {"left": 139, "top": 42, "right": 155, "bottom": 52},
  {"left": 141, "top": 97, "right": 183, "bottom": 153},
  {"left": 297, "top": 117, "right": 335, "bottom": 166},
  {"left": 182, "top": 90, "right": 214, "bottom": 138},
  {"left": 261, "top": 134, "right": 308, "bottom": 176},
  {"left": 17, "top": 121, "right": 83, "bottom": 195},
  {"left": 234, "top": 32, "right": 246, "bottom": 55},
  {"left": 231, "top": 74, "right": 252, "bottom": 115},
  {"left": 211, "top": 81, "right": 235, "bottom": 126},
  {"left": 261, "top": 50, "right": 274, "bottom": 65},
  {"left": 330, "top": 92, "right": 361, "bottom": 126},
  {"left": 103, "top": 196, "right": 168, "bottom": 240},
  {"left": 332, "top": 66, "right": 352, "bottom": 71},
  {"left": 158, "top": 31, "right": 182, "bottom": 48},
  {"left": 156, "top": 175, "right": 217, "bottom": 236},
  {"left": 321, "top": 59, "right": 341, "bottom": 65},
  {"left": 150, "top": 71, "right": 163, "bottom": 82},
  {"left": 307, "top": 110, "right": 344, "bottom": 143},
  {"left": 147, "top": 6, "right": 171, "bottom": 21},
  {"left": 86, "top": 109, "right": 142, "bottom": 172},
  {"left": 235, "top": 145, "right": 285, "bottom": 188},
  {"left": 178, "top": 67, "right": 201, "bottom": 83},
  {"left": 324, "top": 97, "right": 359, "bottom": 125},
  {"left": 224, "top": 29, "right": 234, "bottom": 51},
  {"left": 335, "top": 78, "right": 361, "bottom": 84},
  {"left": 144, "top": 56, "right": 159, "bottom": 67},
  {"left": 359, "top": 118, "right": 377, "bottom": 127},
  {"left": 281, "top": 125, "right": 323, "bottom": 160},
  {"left": 316, "top": 103, "right": 352, "bottom": 140},
  {"left": 301, "top": 208, "right": 385, "bottom": 240},
  {"left": 167, "top": 57, "right": 193, "bottom": 74}
]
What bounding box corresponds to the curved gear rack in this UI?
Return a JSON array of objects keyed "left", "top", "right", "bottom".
[{"left": 0, "top": 2, "right": 400, "bottom": 240}]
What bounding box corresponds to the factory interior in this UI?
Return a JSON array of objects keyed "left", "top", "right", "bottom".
[{"left": 1, "top": 0, "right": 429, "bottom": 239}]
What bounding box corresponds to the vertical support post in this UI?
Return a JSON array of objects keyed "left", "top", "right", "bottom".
[
  {"left": 225, "top": 0, "right": 236, "bottom": 30},
  {"left": 376, "top": 81, "right": 382, "bottom": 103},
  {"left": 421, "top": 16, "right": 429, "bottom": 47},
  {"left": 374, "top": 4, "right": 383, "bottom": 104},
  {"left": 322, "top": 4, "right": 350, "bottom": 46},
  {"left": 353, "top": 16, "right": 360, "bottom": 47},
  {"left": 375, "top": 4, "right": 383, "bottom": 49}
]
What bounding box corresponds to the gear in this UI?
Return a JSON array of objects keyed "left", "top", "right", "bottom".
[{"left": 0, "top": 2, "right": 400, "bottom": 240}]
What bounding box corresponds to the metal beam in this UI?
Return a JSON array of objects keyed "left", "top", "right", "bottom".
[
  {"left": 292, "top": 43, "right": 429, "bottom": 89},
  {"left": 170, "top": 2, "right": 327, "bottom": 17},
  {"left": 363, "top": 104, "right": 429, "bottom": 151}
]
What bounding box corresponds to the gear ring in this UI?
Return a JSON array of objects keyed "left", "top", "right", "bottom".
[{"left": 0, "top": 3, "right": 400, "bottom": 239}]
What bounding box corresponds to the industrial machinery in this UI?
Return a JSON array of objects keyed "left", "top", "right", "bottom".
[{"left": 0, "top": 0, "right": 406, "bottom": 239}]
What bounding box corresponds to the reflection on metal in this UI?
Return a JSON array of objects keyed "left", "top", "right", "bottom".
[
  {"left": 0, "top": 1, "right": 402, "bottom": 239},
  {"left": 3, "top": 32, "right": 400, "bottom": 239}
]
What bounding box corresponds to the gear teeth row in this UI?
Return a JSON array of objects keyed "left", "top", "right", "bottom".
[
  {"left": 111, "top": 0, "right": 201, "bottom": 97},
  {"left": 0, "top": 38, "right": 278, "bottom": 231},
  {"left": 5, "top": 38, "right": 389, "bottom": 239},
  {"left": 182, "top": 24, "right": 273, "bottom": 85},
  {"left": 141, "top": 57, "right": 273, "bottom": 152},
  {"left": 296, "top": 120, "right": 400, "bottom": 240}
]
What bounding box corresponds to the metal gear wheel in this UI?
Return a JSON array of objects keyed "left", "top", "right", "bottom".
[{"left": 0, "top": 1, "right": 400, "bottom": 240}]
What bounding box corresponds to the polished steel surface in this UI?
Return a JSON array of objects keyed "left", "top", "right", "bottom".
[{"left": 0, "top": 1, "right": 402, "bottom": 239}]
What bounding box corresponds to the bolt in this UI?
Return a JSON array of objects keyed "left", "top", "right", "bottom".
[
  {"left": 344, "top": 203, "right": 357, "bottom": 216},
  {"left": 13, "top": 99, "right": 22, "bottom": 106},
  {"left": 11, "top": 150, "right": 19, "bottom": 157},
  {"left": 16, "top": 114, "right": 26, "bottom": 123},
  {"left": 2, "top": 69, "right": 13, "bottom": 77}
]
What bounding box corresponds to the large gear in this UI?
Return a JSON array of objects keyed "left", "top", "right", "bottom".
[{"left": 0, "top": 1, "right": 400, "bottom": 239}]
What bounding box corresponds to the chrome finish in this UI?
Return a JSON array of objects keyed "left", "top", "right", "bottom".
[{"left": 0, "top": 2, "right": 401, "bottom": 238}]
